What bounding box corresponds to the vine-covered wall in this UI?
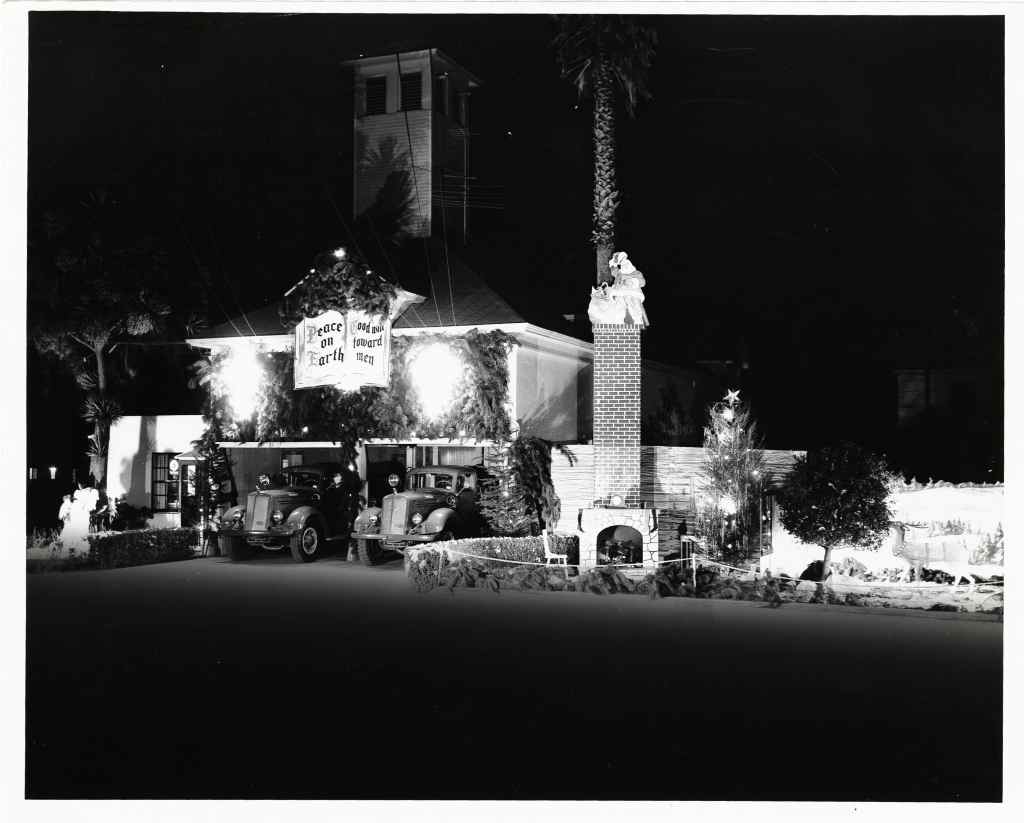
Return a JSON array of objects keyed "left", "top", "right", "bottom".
[{"left": 197, "top": 329, "right": 515, "bottom": 464}]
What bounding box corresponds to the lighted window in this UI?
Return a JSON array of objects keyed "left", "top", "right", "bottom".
[
  {"left": 28, "top": 467, "right": 38, "bottom": 480},
  {"left": 151, "top": 453, "right": 181, "bottom": 512},
  {"left": 365, "top": 76, "right": 386, "bottom": 115},
  {"left": 400, "top": 72, "right": 422, "bottom": 111}
]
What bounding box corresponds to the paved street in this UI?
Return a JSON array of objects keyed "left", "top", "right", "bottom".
[{"left": 26, "top": 555, "right": 1002, "bottom": 800}]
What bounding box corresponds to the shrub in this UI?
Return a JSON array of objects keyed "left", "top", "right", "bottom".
[
  {"left": 27, "top": 528, "right": 62, "bottom": 550},
  {"left": 109, "top": 501, "right": 153, "bottom": 531},
  {"left": 442, "top": 536, "right": 545, "bottom": 563},
  {"left": 85, "top": 527, "right": 198, "bottom": 570},
  {"left": 430, "top": 534, "right": 579, "bottom": 565},
  {"left": 406, "top": 545, "right": 574, "bottom": 595}
]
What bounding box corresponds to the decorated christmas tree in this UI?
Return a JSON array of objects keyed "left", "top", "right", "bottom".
[
  {"left": 696, "top": 390, "right": 766, "bottom": 566},
  {"left": 477, "top": 440, "right": 534, "bottom": 536},
  {"left": 477, "top": 435, "right": 573, "bottom": 537}
]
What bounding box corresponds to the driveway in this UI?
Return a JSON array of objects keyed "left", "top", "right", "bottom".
[{"left": 26, "top": 555, "right": 1002, "bottom": 800}]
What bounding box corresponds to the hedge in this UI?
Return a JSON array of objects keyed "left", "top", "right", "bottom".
[
  {"left": 84, "top": 527, "right": 199, "bottom": 570},
  {"left": 429, "top": 534, "right": 580, "bottom": 565}
]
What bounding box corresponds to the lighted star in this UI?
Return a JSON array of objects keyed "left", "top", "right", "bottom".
[{"left": 724, "top": 389, "right": 741, "bottom": 405}]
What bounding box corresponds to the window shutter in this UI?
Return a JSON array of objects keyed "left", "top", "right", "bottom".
[
  {"left": 365, "top": 76, "right": 386, "bottom": 116},
  {"left": 400, "top": 72, "right": 422, "bottom": 111}
]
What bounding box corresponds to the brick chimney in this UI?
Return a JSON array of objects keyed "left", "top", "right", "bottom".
[
  {"left": 592, "top": 324, "right": 642, "bottom": 506},
  {"left": 577, "top": 255, "right": 662, "bottom": 572}
]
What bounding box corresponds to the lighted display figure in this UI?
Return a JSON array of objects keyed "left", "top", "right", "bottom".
[
  {"left": 607, "top": 251, "right": 649, "bottom": 327},
  {"left": 58, "top": 494, "right": 73, "bottom": 530},
  {"left": 586, "top": 250, "right": 649, "bottom": 327},
  {"left": 62, "top": 483, "right": 100, "bottom": 553}
]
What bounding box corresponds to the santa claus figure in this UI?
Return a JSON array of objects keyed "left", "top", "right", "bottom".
[{"left": 607, "top": 251, "right": 649, "bottom": 328}]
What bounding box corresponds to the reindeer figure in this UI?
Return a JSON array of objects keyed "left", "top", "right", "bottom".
[{"left": 891, "top": 521, "right": 976, "bottom": 592}]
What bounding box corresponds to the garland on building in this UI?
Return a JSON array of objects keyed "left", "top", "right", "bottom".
[
  {"left": 279, "top": 246, "right": 397, "bottom": 325},
  {"left": 696, "top": 389, "right": 766, "bottom": 566},
  {"left": 193, "top": 246, "right": 516, "bottom": 479}
]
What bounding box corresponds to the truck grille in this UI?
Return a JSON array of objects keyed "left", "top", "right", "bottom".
[
  {"left": 246, "top": 493, "right": 271, "bottom": 532},
  {"left": 383, "top": 496, "right": 408, "bottom": 533}
]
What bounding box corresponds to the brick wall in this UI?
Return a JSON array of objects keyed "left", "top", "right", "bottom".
[{"left": 592, "top": 324, "right": 642, "bottom": 506}]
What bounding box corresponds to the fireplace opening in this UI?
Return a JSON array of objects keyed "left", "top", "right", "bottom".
[{"left": 596, "top": 524, "right": 643, "bottom": 565}]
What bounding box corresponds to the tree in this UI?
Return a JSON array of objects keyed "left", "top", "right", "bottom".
[
  {"left": 777, "top": 443, "right": 893, "bottom": 581},
  {"left": 31, "top": 189, "right": 178, "bottom": 488},
  {"left": 553, "top": 15, "right": 657, "bottom": 283},
  {"left": 478, "top": 435, "right": 575, "bottom": 536},
  {"left": 697, "top": 390, "right": 766, "bottom": 566}
]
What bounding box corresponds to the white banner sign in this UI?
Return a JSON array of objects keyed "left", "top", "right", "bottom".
[{"left": 293, "top": 309, "right": 392, "bottom": 390}]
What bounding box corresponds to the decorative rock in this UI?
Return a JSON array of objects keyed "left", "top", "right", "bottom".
[{"left": 793, "top": 581, "right": 818, "bottom": 602}]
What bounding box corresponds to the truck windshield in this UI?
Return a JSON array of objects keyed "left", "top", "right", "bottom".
[
  {"left": 287, "top": 472, "right": 321, "bottom": 489},
  {"left": 410, "top": 473, "right": 454, "bottom": 490}
]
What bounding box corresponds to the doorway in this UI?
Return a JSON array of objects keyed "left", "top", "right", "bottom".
[{"left": 365, "top": 445, "right": 408, "bottom": 507}]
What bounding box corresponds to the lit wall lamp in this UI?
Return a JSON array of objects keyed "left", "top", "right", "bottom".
[{"left": 48, "top": 466, "right": 58, "bottom": 480}]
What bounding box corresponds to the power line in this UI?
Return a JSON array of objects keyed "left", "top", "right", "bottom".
[
  {"left": 395, "top": 51, "right": 442, "bottom": 328},
  {"left": 437, "top": 148, "right": 457, "bottom": 327},
  {"left": 201, "top": 220, "right": 258, "bottom": 338},
  {"left": 177, "top": 219, "right": 245, "bottom": 339}
]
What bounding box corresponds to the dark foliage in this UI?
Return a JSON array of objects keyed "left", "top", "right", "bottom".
[
  {"left": 83, "top": 527, "right": 198, "bottom": 570},
  {"left": 478, "top": 437, "right": 575, "bottom": 536},
  {"left": 279, "top": 245, "right": 397, "bottom": 326},
  {"left": 109, "top": 501, "right": 152, "bottom": 531}
]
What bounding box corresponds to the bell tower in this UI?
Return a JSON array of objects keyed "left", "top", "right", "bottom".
[{"left": 346, "top": 49, "right": 480, "bottom": 240}]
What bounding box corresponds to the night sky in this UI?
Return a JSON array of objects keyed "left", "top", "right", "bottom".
[{"left": 25, "top": 11, "right": 1004, "bottom": 479}]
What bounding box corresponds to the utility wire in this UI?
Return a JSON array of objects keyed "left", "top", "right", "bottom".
[
  {"left": 395, "top": 51, "right": 443, "bottom": 328},
  {"left": 204, "top": 220, "right": 257, "bottom": 337},
  {"left": 437, "top": 155, "right": 457, "bottom": 326},
  {"left": 177, "top": 219, "right": 245, "bottom": 338}
]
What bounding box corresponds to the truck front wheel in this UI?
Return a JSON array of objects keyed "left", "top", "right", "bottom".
[
  {"left": 290, "top": 523, "right": 323, "bottom": 563},
  {"left": 357, "top": 538, "right": 383, "bottom": 566}
]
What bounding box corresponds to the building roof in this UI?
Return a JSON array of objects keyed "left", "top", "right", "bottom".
[
  {"left": 395, "top": 255, "right": 525, "bottom": 329},
  {"left": 194, "top": 251, "right": 526, "bottom": 343}
]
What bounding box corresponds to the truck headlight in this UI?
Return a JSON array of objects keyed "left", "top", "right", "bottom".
[
  {"left": 271, "top": 510, "right": 284, "bottom": 525},
  {"left": 411, "top": 512, "right": 423, "bottom": 526},
  {"left": 368, "top": 514, "right": 379, "bottom": 526}
]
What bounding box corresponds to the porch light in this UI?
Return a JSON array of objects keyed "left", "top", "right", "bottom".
[
  {"left": 410, "top": 342, "right": 463, "bottom": 420},
  {"left": 220, "top": 345, "right": 263, "bottom": 420}
]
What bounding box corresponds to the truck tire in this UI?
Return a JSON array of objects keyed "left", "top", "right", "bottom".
[
  {"left": 290, "top": 523, "right": 323, "bottom": 563},
  {"left": 357, "top": 538, "right": 383, "bottom": 566},
  {"left": 221, "top": 534, "right": 252, "bottom": 561}
]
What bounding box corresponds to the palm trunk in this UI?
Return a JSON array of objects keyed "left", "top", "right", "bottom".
[
  {"left": 592, "top": 54, "right": 618, "bottom": 284},
  {"left": 90, "top": 345, "right": 110, "bottom": 489}
]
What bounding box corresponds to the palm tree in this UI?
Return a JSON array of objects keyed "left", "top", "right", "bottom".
[
  {"left": 31, "top": 189, "right": 173, "bottom": 488},
  {"left": 553, "top": 15, "right": 657, "bottom": 283}
]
